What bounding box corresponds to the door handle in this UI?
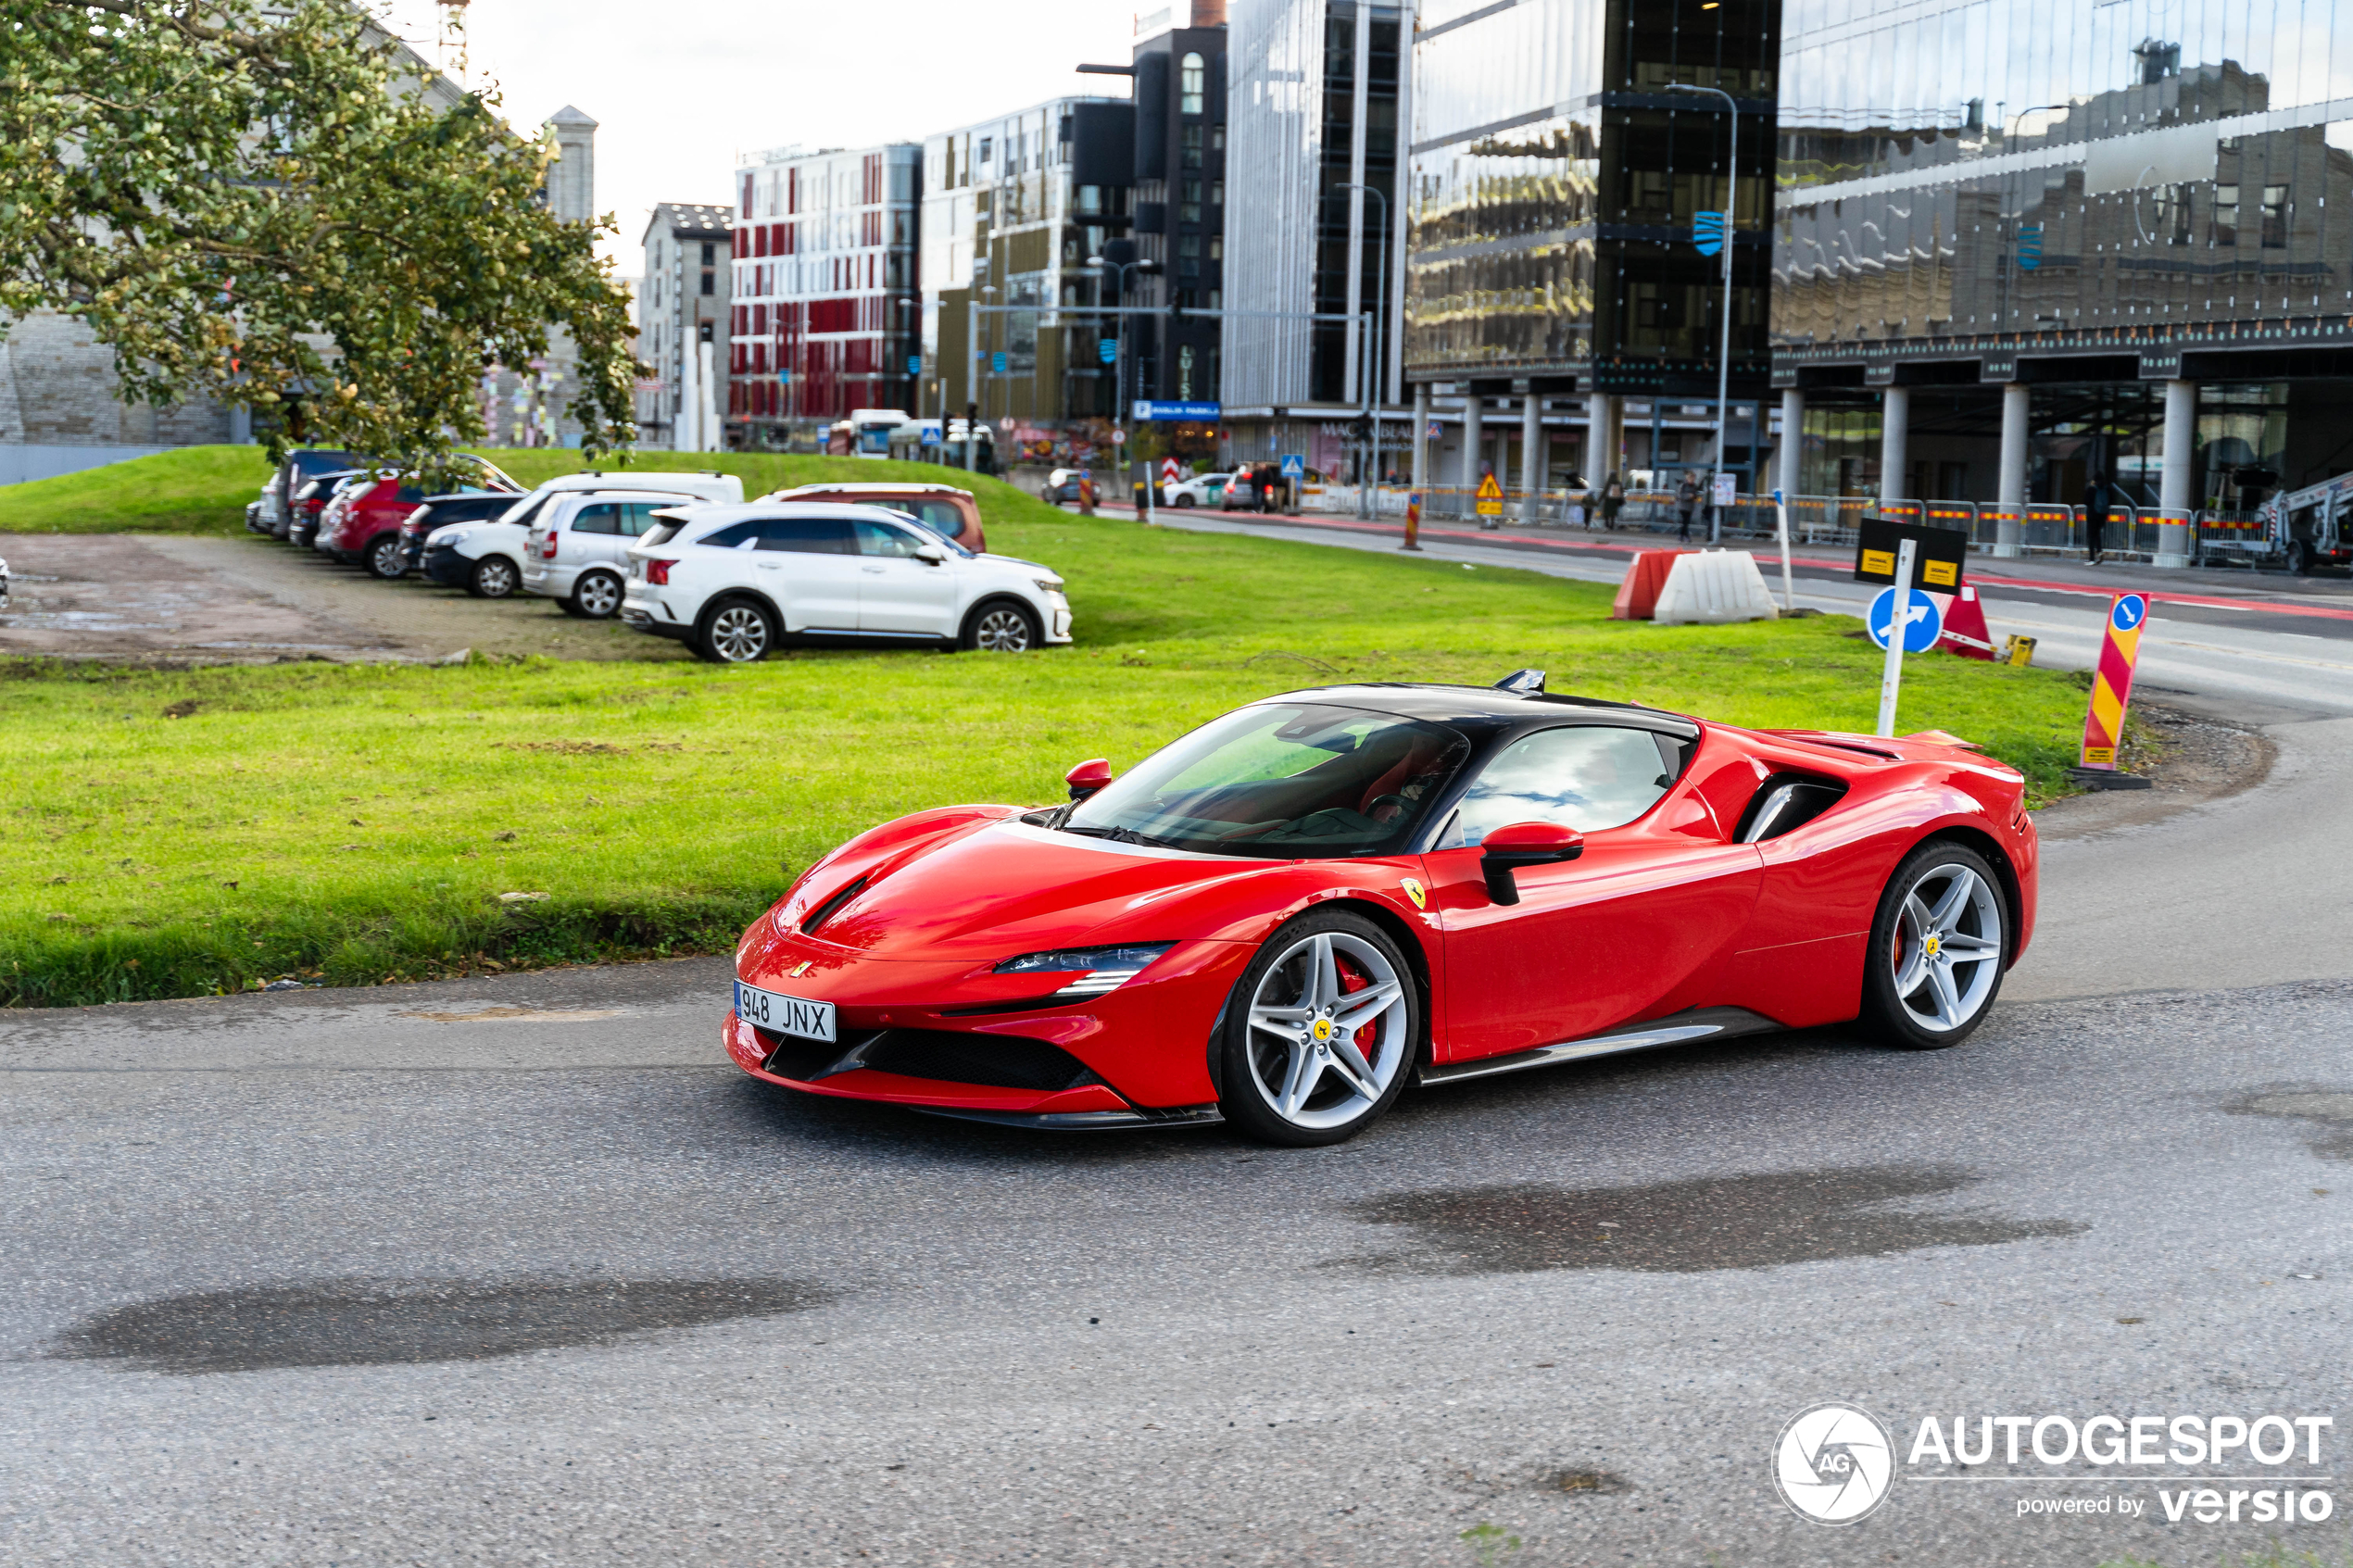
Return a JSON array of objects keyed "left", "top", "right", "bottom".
[
  {"left": 757, "top": 559, "right": 781, "bottom": 570},
  {"left": 860, "top": 565, "right": 885, "bottom": 574}
]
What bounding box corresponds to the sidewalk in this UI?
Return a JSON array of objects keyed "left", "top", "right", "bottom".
[{"left": 1089, "top": 501, "right": 2353, "bottom": 621}]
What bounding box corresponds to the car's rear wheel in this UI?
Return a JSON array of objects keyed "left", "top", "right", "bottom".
[
  {"left": 572, "top": 570, "right": 624, "bottom": 620},
  {"left": 362, "top": 533, "right": 406, "bottom": 579},
  {"left": 1858, "top": 842, "right": 2008, "bottom": 1049},
  {"left": 468, "top": 556, "right": 519, "bottom": 598},
  {"left": 1218, "top": 911, "right": 1417, "bottom": 1147},
  {"left": 960, "top": 598, "right": 1039, "bottom": 653},
  {"left": 2286, "top": 540, "right": 2314, "bottom": 576},
  {"left": 697, "top": 596, "right": 776, "bottom": 663},
  {"left": 1173, "top": 494, "right": 1196, "bottom": 508}
]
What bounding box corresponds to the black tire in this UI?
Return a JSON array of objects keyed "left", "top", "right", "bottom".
[
  {"left": 1857, "top": 841, "right": 2009, "bottom": 1050},
  {"left": 571, "top": 569, "right": 624, "bottom": 620},
  {"left": 468, "top": 555, "right": 519, "bottom": 599},
  {"left": 2286, "top": 540, "right": 2313, "bottom": 576},
  {"left": 1173, "top": 494, "right": 1197, "bottom": 508},
  {"left": 362, "top": 533, "right": 407, "bottom": 580},
  {"left": 696, "top": 596, "right": 776, "bottom": 663},
  {"left": 960, "top": 597, "right": 1040, "bottom": 653},
  {"left": 556, "top": 598, "right": 589, "bottom": 618},
  {"left": 1216, "top": 910, "right": 1419, "bottom": 1147}
]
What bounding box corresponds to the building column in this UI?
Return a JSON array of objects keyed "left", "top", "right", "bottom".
[
  {"left": 1994, "top": 381, "right": 2030, "bottom": 557},
  {"left": 1411, "top": 383, "right": 1429, "bottom": 500},
  {"left": 1777, "top": 387, "right": 1804, "bottom": 497},
  {"left": 1592, "top": 393, "right": 1622, "bottom": 486},
  {"left": 1519, "top": 393, "right": 1544, "bottom": 525},
  {"left": 1462, "top": 394, "right": 1483, "bottom": 493},
  {"left": 2158, "top": 379, "right": 2196, "bottom": 568},
  {"left": 1879, "top": 385, "right": 1909, "bottom": 504}
]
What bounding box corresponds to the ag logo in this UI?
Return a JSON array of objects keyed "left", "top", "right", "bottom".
[{"left": 1772, "top": 1402, "right": 1895, "bottom": 1524}]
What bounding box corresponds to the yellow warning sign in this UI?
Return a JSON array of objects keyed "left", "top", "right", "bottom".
[
  {"left": 1922, "top": 558, "right": 1958, "bottom": 587},
  {"left": 1475, "top": 473, "right": 1504, "bottom": 516}
]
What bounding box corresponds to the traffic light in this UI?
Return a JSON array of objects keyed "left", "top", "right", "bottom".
[{"left": 1346, "top": 417, "right": 1372, "bottom": 442}]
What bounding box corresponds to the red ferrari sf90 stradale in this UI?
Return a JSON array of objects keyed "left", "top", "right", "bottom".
[{"left": 724, "top": 673, "right": 2038, "bottom": 1145}]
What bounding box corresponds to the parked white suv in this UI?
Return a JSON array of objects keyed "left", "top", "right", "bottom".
[
  {"left": 423, "top": 470, "right": 743, "bottom": 599},
  {"left": 522, "top": 492, "right": 699, "bottom": 618},
  {"left": 621, "top": 502, "right": 1072, "bottom": 663}
]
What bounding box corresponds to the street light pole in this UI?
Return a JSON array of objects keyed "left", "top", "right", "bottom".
[
  {"left": 1667, "top": 82, "right": 1737, "bottom": 545},
  {"left": 1339, "top": 181, "right": 1389, "bottom": 521},
  {"left": 1086, "top": 255, "right": 1159, "bottom": 512}
]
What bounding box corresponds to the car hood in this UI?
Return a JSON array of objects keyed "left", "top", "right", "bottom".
[
  {"left": 973, "top": 551, "right": 1055, "bottom": 577},
  {"left": 801, "top": 819, "right": 1276, "bottom": 960}
]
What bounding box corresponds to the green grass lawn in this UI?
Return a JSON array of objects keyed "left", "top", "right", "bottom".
[
  {"left": 1, "top": 469, "right": 2092, "bottom": 1006},
  {"left": 0, "top": 443, "right": 1012, "bottom": 535}
]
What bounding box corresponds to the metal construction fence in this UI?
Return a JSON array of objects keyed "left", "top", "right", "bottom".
[{"left": 1350, "top": 486, "right": 2280, "bottom": 566}]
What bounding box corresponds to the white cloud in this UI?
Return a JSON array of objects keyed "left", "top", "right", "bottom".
[{"left": 376, "top": 0, "right": 1139, "bottom": 267}]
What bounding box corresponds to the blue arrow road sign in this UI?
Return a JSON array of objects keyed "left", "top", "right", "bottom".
[
  {"left": 1867, "top": 586, "right": 1944, "bottom": 653},
  {"left": 1693, "top": 210, "right": 1728, "bottom": 257},
  {"left": 2111, "top": 593, "right": 2147, "bottom": 633}
]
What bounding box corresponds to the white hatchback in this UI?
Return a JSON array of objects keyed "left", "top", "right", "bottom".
[
  {"left": 521, "top": 491, "right": 698, "bottom": 618},
  {"left": 423, "top": 471, "right": 743, "bottom": 599},
  {"left": 621, "top": 503, "right": 1072, "bottom": 663}
]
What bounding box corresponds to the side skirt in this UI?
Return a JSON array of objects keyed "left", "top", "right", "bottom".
[
  {"left": 1417, "top": 1007, "right": 1783, "bottom": 1088},
  {"left": 913, "top": 1104, "right": 1227, "bottom": 1132}
]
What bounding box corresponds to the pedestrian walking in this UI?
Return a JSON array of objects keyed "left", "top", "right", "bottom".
[
  {"left": 1676, "top": 470, "right": 1702, "bottom": 540},
  {"left": 1601, "top": 471, "right": 1625, "bottom": 530},
  {"left": 2083, "top": 470, "right": 2113, "bottom": 565}
]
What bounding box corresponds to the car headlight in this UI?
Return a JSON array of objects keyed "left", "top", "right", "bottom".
[
  {"left": 432, "top": 527, "right": 472, "bottom": 547},
  {"left": 992, "top": 942, "right": 1174, "bottom": 997},
  {"left": 1033, "top": 577, "right": 1065, "bottom": 595}
]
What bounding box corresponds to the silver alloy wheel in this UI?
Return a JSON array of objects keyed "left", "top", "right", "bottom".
[
  {"left": 706, "top": 604, "right": 770, "bottom": 662},
  {"left": 475, "top": 557, "right": 515, "bottom": 596},
  {"left": 973, "top": 606, "right": 1034, "bottom": 652},
  {"left": 1243, "top": 930, "right": 1408, "bottom": 1132},
  {"left": 369, "top": 537, "right": 403, "bottom": 577},
  {"left": 1890, "top": 861, "right": 2004, "bottom": 1034},
  {"left": 574, "top": 571, "right": 623, "bottom": 618}
]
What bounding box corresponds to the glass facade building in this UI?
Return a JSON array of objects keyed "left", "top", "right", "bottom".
[
  {"left": 1773, "top": 0, "right": 2353, "bottom": 530},
  {"left": 1402, "top": 0, "right": 1780, "bottom": 494}
]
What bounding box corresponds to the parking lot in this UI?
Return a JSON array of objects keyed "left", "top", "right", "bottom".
[{"left": 0, "top": 533, "right": 684, "bottom": 664}]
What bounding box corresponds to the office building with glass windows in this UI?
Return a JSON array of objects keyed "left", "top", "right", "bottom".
[
  {"left": 1773, "top": 0, "right": 2353, "bottom": 563},
  {"left": 1401, "top": 0, "right": 1779, "bottom": 508},
  {"left": 1222, "top": 0, "right": 1406, "bottom": 476},
  {"left": 727, "top": 143, "right": 920, "bottom": 446},
  {"left": 922, "top": 95, "right": 1136, "bottom": 456}
]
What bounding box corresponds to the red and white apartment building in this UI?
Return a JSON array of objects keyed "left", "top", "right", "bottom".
[{"left": 729, "top": 142, "right": 923, "bottom": 444}]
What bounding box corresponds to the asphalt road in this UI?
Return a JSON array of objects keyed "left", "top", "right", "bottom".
[
  {"left": 6, "top": 704, "right": 2351, "bottom": 1563},
  {"left": 1131, "top": 507, "right": 2353, "bottom": 724}
]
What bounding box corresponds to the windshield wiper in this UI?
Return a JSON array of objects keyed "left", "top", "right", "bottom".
[{"left": 1063, "top": 823, "right": 1182, "bottom": 850}]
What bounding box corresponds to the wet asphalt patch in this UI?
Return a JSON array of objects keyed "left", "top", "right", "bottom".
[
  {"left": 1330, "top": 1164, "right": 2085, "bottom": 1275},
  {"left": 49, "top": 1276, "right": 837, "bottom": 1374},
  {"left": 2227, "top": 1087, "right": 2353, "bottom": 1160}
]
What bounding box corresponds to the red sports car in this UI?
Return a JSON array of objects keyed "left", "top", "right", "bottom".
[{"left": 725, "top": 674, "right": 2038, "bottom": 1145}]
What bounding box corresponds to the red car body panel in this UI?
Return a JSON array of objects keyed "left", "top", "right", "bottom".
[{"left": 726, "top": 693, "right": 2040, "bottom": 1122}]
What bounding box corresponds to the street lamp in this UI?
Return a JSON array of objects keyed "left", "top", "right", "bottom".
[
  {"left": 1667, "top": 81, "right": 1738, "bottom": 544},
  {"left": 1338, "top": 181, "right": 1390, "bottom": 521},
  {"left": 1085, "top": 253, "right": 1161, "bottom": 508}
]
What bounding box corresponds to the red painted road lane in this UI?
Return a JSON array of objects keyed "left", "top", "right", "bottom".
[{"left": 1106, "top": 505, "right": 2353, "bottom": 624}]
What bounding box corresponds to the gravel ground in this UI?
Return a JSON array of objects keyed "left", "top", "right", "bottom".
[{"left": 0, "top": 533, "right": 681, "bottom": 663}]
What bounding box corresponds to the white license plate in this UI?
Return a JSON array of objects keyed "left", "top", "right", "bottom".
[{"left": 734, "top": 981, "right": 835, "bottom": 1043}]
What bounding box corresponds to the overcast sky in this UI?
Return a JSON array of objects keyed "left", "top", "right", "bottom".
[{"left": 378, "top": 0, "right": 1139, "bottom": 273}]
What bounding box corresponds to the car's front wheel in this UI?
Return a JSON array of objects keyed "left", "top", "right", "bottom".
[
  {"left": 468, "top": 556, "right": 519, "bottom": 598},
  {"left": 363, "top": 533, "right": 407, "bottom": 580},
  {"left": 960, "top": 597, "right": 1040, "bottom": 653},
  {"left": 1218, "top": 911, "right": 1418, "bottom": 1146},
  {"left": 1858, "top": 841, "right": 2009, "bottom": 1049},
  {"left": 1173, "top": 494, "right": 1196, "bottom": 508},
  {"left": 697, "top": 596, "right": 776, "bottom": 663},
  {"left": 572, "top": 570, "right": 624, "bottom": 620}
]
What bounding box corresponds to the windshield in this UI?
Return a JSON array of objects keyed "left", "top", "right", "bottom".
[
  {"left": 1063, "top": 703, "right": 1466, "bottom": 859},
  {"left": 496, "top": 491, "right": 551, "bottom": 528}
]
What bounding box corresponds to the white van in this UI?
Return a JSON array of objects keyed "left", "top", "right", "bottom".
[{"left": 423, "top": 470, "right": 743, "bottom": 600}]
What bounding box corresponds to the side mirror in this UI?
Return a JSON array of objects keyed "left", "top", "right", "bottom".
[
  {"left": 1478, "top": 821, "right": 1584, "bottom": 905},
  {"left": 1064, "top": 758, "right": 1113, "bottom": 801},
  {"left": 912, "top": 542, "right": 948, "bottom": 564}
]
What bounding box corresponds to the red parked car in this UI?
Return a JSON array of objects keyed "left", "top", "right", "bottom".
[
  {"left": 315, "top": 456, "right": 520, "bottom": 578},
  {"left": 761, "top": 483, "right": 988, "bottom": 555},
  {"left": 724, "top": 674, "right": 2038, "bottom": 1145}
]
